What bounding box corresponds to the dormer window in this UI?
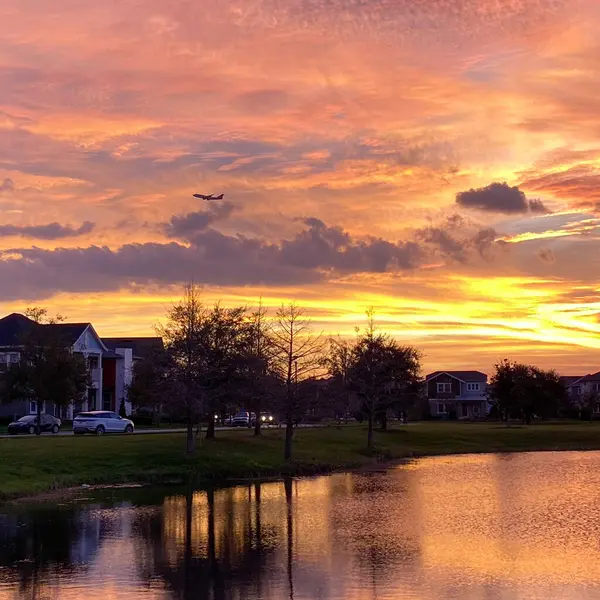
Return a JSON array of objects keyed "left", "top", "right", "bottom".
[
  {"left": 437, "top": 382, "right": 452, "bottom": 393},
  {"left": 467, "top": 383, "right": 480, "bottom": 391}
]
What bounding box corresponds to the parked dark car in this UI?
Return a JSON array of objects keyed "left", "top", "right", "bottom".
[{"left": 7, "top": 414, "right": 61, "bottom": 435}]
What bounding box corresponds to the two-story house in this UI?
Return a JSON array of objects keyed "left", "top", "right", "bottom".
[
  {"left": 426, "top": 370, "right": 488, "bottom": 419},
  {"left": 563, "top": 372, "right": 600, "bottom": 414},
  {"left": 100, "top": 337, "right": 164, "bottom": 414},
  {"left": 0, "top": 313, "right": 162, "bottom": 420}
]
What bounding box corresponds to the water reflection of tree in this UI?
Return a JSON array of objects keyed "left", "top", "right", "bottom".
[
  {"left": 1, "top": 471, "right": 425, "bottom": 600},
  {"left": 0, "top": 506, "right": 97, "bottom": 598},
  {"left": 285, "top": 477, "right": 294, "bottom": 600},
  {"left": 332, "top": 471, "right": 422, "bottom": 595},
  {"left": 134, "top": 482, "right": 282, "bottom": 600}
]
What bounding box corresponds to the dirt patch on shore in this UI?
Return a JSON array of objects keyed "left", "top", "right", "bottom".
[{"left": 4, "top": 483, "right": 145, "bottom": 506}]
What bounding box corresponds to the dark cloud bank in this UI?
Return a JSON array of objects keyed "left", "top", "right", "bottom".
[
  {"left": 456, "top": 182, "right": 549, "bottom": 214},
  {"left": 0, "top": 208, "right": 501, "bottom": 301},
  {"left": 0, "top": 221, "right": 94, "bottom": 240}
]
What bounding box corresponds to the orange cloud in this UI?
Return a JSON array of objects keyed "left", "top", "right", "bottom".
[{"left": 1, "top": 0, "right": 599, "bottom": 372}]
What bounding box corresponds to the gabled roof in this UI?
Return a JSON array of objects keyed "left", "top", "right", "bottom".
[
  {"left": 560, "top": 375, "right": 585, "bottom": 387},
  {"left": 426, "top": 370, "right": 488, "bottom": 383},
  {"left": 44, "top": 322, "right": 91, "bottom": 346},
  {"left": 575, "top": 371, "right": 600, "bottom": 384},
  {"left": 0, "top": 313, "right": 36, "bottom": 346},
  {"left": 0, "top": 314, "right": 107, "bottom": 351},
  {"left": 102, "top": 337, "right": 164, "bottom": 360}
]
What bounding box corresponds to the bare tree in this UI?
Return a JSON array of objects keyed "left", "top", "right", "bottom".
[
  {"left": 24, "top": 306, "right": 66, "bottom": 325},
  {"left": 203, "top": 303, "right": 249, "bottom": 439},
  {"left": 271, "top": 303, "right": 324, "bottom": 460},
  {"left": 158, "top": 284, "right": 209, "bottom": 455},
  {"left": 243, "top": 300, "right": 277, "bottom": 436},
  {"left": 323, "top": 336, "right": 355, "bottom": 424}
]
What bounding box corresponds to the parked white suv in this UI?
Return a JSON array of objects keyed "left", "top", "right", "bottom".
[{"left": 73, "top": 411, "right": 135, "bottom": 435}]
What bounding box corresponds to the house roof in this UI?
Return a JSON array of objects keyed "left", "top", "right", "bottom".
[
  {"left": 0, "top": 313, "right": 103, "bottom": 350},
  {"left": 560, "top": 375, "right": 585, "bottom": 387},
  {"left": 102, "top": 337, "right": 164, "bottom": 360},
  {"left": 426, "top": 370, "right": 488, "bottom": 383},
  {"left": 44, "top": 322, "right": 91, "bottom": 346},
  {"left": 575, "top": 371, "right": 600, "bottom": 383},
  {"left": 102, "top": 350, "right": 125, "bottom": 360},
  {"left": 0, "top": 313, "right": 36, "bottom": 346}
]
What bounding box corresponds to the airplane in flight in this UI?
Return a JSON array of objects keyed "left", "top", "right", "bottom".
[{"left": 193, "top": 193, "right": 224, "bottom": 201}]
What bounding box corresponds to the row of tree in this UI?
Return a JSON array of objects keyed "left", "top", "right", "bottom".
[
  {"left": 487, "top": 359, "right": 600, "bottom": 423},
  {"left": 1, "top": 292, "right": 591, "bottom": 458},
  {"left": 129, "top": 286, "right": 424, "bottom": 457}
]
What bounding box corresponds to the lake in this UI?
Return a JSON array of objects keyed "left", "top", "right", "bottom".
[{"left": 3, "top": 451, "right": 600, "bottom": 599}]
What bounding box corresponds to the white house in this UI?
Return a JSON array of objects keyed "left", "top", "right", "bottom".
[
  {"left": 564, "top": 372, "right": 600, "bottom": 413},
  {"left": 0, "top": 313, "right": 162, "bottom": 420}
]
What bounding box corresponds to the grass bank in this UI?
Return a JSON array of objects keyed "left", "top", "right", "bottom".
[{"left": 2, "top": 421, "right": 600, "bottom": 501}]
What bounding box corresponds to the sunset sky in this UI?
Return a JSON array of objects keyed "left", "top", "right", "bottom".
[{"left": 1, "top": 0, "right": 599, "bottom": 373}]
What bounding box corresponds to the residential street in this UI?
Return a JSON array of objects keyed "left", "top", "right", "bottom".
[{"left": 0, "top": 424, "right": 331, "bottom": 439}]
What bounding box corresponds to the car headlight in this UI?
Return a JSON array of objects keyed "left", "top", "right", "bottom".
[
  {"left": 268, "top": 416, "right": 273, "bottom": 421},
  {"left": 261, "top": 416, "right": 266, "bottom": 421}
]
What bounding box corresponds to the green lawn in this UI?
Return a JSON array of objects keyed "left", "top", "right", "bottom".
[{"left": 2, "top": 421, "right": 600, "bottom": 501}]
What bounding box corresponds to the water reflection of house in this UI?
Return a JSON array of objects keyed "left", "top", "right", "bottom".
[{"left": 69, "top": 511, "right": 103, "bottom": 565}]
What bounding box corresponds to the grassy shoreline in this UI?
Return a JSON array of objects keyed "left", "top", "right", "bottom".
[{"left": 3, "top": 422, "right": 600, "bottom": 502}]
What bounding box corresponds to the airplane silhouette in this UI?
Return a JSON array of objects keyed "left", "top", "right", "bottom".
[{"left": 193, "top": 193, "right": 224, "bottom": 201}]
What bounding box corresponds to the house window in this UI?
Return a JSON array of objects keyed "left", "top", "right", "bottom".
[
  {"left": 88, "top": 388, "right": 97, "bottom": 409},
  {"left": 103, "top": 391, "right": 113, "bottom": 411},
  {"left": 88, "top": 356, "right": 99, "bottom": 370},
  {"left": 467, "top": 383, "right": 480, "bottom": 392},
  {"left": 438, "top": 402, "right": 447, "bottom": 414},
  {"left": 29, "top": 401, "right": 45, "bottom": 414},
  {"left": 473, "top": 405, "right": 480, "bottom": 416},
  {"left": 461, "top": 404, "right": 469, "bottom": 417},
  {"left": 437, "top": 382, "right": 452, "bottom": 394},
  {"left": 9, "top": 353, "right": 19, "bottom": 363},
  {"left": 576, "top": 386, "right": 583, "bottom": 395},
  {"left": 594, "top": 383, "right": 600, "bottom": 393}
]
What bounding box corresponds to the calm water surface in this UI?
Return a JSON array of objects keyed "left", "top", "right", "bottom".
[{"left": 3, "top": 451, "right": 600, "bottom": 599}]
